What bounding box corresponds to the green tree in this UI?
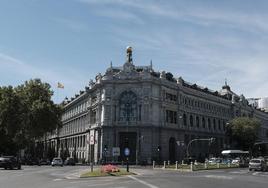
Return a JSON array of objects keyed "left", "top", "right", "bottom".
[
  {"left": 0, "top": 86, "right": 26, "bottom": 155},
  {"left": 16, "top": 79, "right": 62, "bottom": 141},
  {"left": 0, "top": 79, "right": 62, "bottom": 156},
  {"left": 226, "top": 117, "right": 261, "bottom": 150}
]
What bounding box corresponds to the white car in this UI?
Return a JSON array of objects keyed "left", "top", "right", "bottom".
[
  {"left": 249, "top": 158, "right": 267, "bottom": 171},
  {"left": 231, "top": 158, "right": 241, "bottom": 164},
  {"left": 51, "top": 158, "right": 63, "bottom": 167}
]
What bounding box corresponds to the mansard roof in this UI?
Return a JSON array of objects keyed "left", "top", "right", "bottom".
[{"left": 62, "top": 47, "right": 267, "bottom": 115}]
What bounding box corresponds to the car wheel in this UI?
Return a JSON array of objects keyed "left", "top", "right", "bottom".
[
  {"left": 249, "top": 168, "right": 251, "bottom": 171},
  {"left": 18, "top": 165, "right": 21, "bottom": 170}
]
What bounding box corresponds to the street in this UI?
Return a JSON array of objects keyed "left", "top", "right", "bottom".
[{"left": 0, "top": 166, "right": 268, "bottom": 188}]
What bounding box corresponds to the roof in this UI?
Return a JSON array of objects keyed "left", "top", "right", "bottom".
[{"left": 221, "top": 150, "right": 249, "bottom": 154}]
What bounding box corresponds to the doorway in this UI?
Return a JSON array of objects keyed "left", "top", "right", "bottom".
[
  {"left": 169, "top": 137, "right": 176, "bottom": 163},
  {"left": 119, "top": 132, "right": 137, "bottom": 163}
]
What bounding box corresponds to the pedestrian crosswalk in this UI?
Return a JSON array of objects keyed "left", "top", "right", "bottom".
[{"left": 229, "top": 169, "right": 268, "bottom": 177}]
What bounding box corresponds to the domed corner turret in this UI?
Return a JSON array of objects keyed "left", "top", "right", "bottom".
[
  {"left": 222, "top": 78, "right": 231, "bottom": 91},
  {"left": 126, "top": 46, "right": 132, "bottom": 53},
  {"left": 126, "top": 46, "right": 133, "bottom": 64}
]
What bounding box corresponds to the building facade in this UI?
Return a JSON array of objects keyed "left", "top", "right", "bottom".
[
  {"left": 248, "top": 97, "right": 268, "bottom": 112},
  {"left": 45, "top": 47, "right": 268, "bottom": 164}
]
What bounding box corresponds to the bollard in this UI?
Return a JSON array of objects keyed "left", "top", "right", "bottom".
[
  {"left": 204, "top": 162, "right": 207, "bottom": 169},
  {"left": 194, "top": 160, "right": 198, "bottom": 165},
  {"left": 228, "top": 162, "right": 230, "bottom": 168},
  {"left": 168, "top": 160, "right": 170, "bottom": 166},
  {"left": 182, "top": 160, "right": 184, "bottom": 165},
  {"left": 163, "top": 161, "right": 166, "bottom": 169},
  {"left": 217, "top": 162, "right": 220, "bottom": 169},
  {"left": 153, "top": 161, "right": 155, "bottom": 169},
  {"left": 190, "top": 162, "right": 193, "bottom": 171},
  {"left": 175, "top": 161, "right": 178, "bottom": 170}
]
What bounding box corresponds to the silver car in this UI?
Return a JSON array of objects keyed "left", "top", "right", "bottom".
[
  {"left": 249, "top": 158, "right": 267, "bottom": 171},
  {"left": 51, "top": 158, "right": 63, "bottom": 167}
]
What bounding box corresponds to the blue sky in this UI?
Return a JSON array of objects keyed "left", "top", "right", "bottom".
[{"left": 1, "top": 0, "right": 268, "bottom": 103}]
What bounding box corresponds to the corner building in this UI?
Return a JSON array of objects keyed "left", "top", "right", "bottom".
[{"left": 47, "top": 47, "right": 268, "bottom": 164}]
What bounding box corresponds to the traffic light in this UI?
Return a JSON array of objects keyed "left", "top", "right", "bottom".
[
  {"left": 157, "top": 146, "right": 161, "bottom": 152},
  {"left": 209, "top": 138, "right": 215, "bottom": 144},
  {"left": 104, "top": 145, "right": 108, "bottom": 152}
]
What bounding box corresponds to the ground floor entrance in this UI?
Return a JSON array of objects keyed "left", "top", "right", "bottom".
[{"left": 119, "top": 132, "right": 137, "bottom": 163}]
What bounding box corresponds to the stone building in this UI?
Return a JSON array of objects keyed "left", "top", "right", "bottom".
[{"left": 44, "top": 47, "right": 268, "bottom": 164}]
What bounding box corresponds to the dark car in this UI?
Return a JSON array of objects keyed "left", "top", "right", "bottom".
[
  {"left": 64, "top": 157, "right": 75, "bottom": 166},
  {"left": 0, "top": 156, "right": 21, "bottom": 170},
  {"left": 24, "top": 158, "right": 40, "bottom": 166},
  {"left": 39, "top": 159, "right": 51, "bottom": 165}
]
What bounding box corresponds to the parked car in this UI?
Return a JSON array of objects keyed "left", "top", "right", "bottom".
[
  {"left": 64, "top": 157, "right": 75, "bottom": 166},
  {"left": 51, "top": 158, "right": 63, "bottom": 167},
  {"left": 39, "top": 159, "right": 51, "bottom": 165},
  {"left": 0, "top": 156, "right": 21, "bottom": 170},
  {"left": 208, "top": 158, "right": 222, "bottom": 164},
  {"left": 249, "top": 158, "right": 267, "bottom": 171},
  {"left": 23, "top": 158, "right": 40, "bottom": 166},
  {"left": 222, "top": 158, "right": 232, "bottom": 164},
  {"left": 231, "top": 157, "right": 241, "bottom": 164}
]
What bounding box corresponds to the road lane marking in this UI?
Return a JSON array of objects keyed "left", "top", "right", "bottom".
[
  {"left": 230, "top": 170, "right": 248, "bottom": 174},
  {"left": 204, "top": 175, "right": 233, "bottom": 180},
  {"left": 53, "top": 178, "right": 63, "bottom": 181},
  {"left": 128, "top": 175, "right": 159, "bottom": 188}
]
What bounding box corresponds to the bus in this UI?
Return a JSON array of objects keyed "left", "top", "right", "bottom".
[{"left": 221, "top": 150, "right": 250, "bottom": 166}]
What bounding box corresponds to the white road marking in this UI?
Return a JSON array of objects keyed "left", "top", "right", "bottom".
[
  {"left": 53, "top": 178, "right": 63, "bottom": 181},
  {"left": 65, "top": 172, "right": 80, "bottom": 179},
  {"left": 86, "top": 182, "right": 117, "bottom": 187},
  {"left": 252, "top": 172, "right": 261, "bottom": 176},
  {"left": 204, "top": 175, "right": 233, "bottom": 180},
  {"left": 128, "top": 175, "right": 159, "bottom": 188},
  {"left": 252, "top": 171, "right": 268, "bottom": 177},
  {"left": 230, "top": 170, "right": 248, "bottom": 174}
]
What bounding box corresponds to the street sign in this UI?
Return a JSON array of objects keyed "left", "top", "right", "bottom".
[
  {"left": 89, "top": 130, "right": 95, "bottom": 145},
  {"left": 124, "top": 148, "right": 130, "bottom": 156},
  {"left": 112, "top": 147, "right": 120, "bottom": 157}
]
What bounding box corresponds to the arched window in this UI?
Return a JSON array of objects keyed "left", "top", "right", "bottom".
[
  {"left": 202, "top": 117, "right": 206, "bottom": 128},
  {"left": 213, "top": 119, "right": 216, "bottom": 130},
  {"left": 190, "top": 115, "right": 193, "bottom": 127},
  {"left": 208, "top": 118, "right": 211, "bottom": 130},
  {"left": 218, "top": 120, "right": 221, "bottom": 130},
  {"left": 196, "top": 116, "right": 200, "bottom": 128},
  {"left": 183, "top": 114, "right": 187, "bottom": 126},
  {"left": 119, "top": 91, "right": 137, "bottom": 121}
]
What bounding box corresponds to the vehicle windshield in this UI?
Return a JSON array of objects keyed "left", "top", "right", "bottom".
[{"left": 250, "top": 160, "right": 261, "bottom": 163}]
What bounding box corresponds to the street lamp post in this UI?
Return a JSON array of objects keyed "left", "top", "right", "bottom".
[
  {"left": 157, "top": 146, "right": 161, "bottom": 165},
  {"left": 252, "top": 141, "right": 268, "bottom": 157},
  {"left": 136, "top": 136, "right": 144, "bottom": 165},
  {"left": 186, "top": 138, "right": 215, "bottom": 159}
]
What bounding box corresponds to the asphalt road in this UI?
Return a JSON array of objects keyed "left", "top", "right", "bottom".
[{"left": 0, "top": 166, "right": 268, "bottom": 188}]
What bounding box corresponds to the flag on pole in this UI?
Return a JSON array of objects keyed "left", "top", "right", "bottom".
[{"left": 57, "top": 82, "right": 64, "bottom": 89}]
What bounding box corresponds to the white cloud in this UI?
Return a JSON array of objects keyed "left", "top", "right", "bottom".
[{"left": 0, "top": 52, "right": 91, "bottom": 103}]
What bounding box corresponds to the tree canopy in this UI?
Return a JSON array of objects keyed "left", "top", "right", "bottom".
[
  {"left": 0, "top": 79, "right": 62, "bottom": 155},
  {"left": 226, "top": 117, "right": 261, "bottom": 150}
]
